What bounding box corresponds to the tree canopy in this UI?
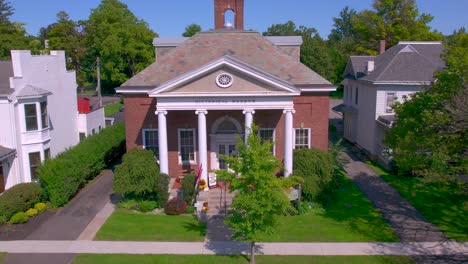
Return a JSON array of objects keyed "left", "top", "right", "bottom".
[
  {"left": 0, "top": 0, "right": 31, "bottom": 59},
  {"left": 182, "top": 23, "right": 201, "bottom": 37},
  {"left": 385, "top": 29, "right": 467, "bottom": 183}
]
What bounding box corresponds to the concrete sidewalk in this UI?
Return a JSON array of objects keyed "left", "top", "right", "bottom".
[{"left": 0, "top": 240, "right": 467, "bottom": 256}]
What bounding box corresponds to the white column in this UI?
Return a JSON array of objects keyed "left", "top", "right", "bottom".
[
  {"left": 243, "top": 109, "right": 255, "bottom": 143},
  {"left": 195, "top": 110, "right": 208, "bottom": 190},
  {"left": 156, "top": 110, "right": 169, "bottom": 175},
  {"left": 284, "top": 109, "right": 295, "bottom": 177}
]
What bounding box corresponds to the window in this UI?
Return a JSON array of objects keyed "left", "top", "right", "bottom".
[
  {"left": 29, "top": 152, "right": 41, "bottom": 181},
  {"left": 295, "top": 128, "right": 311, "bottom": 149},
  {"left": 258, "top": 128, "right": 275, "bottom": 154},
  {"left": 24, "top": 104, "right": 38, "bottom": 131},
  {"left": 143, "top": 129, "right": 159, "bottom": 159},
  {"left": 79, "top": 133, "right": 86, "bottom": 141},
  {"left": 40, "top": 101, "right": 48, "bottom": 128},
  {"left": 0, "top": 164, "right": 4, "bottom": 193},
  {"left": 98, "top": 125, "right": 102, "bottom": 132},
  {"left": 44, "top": 148, "right": 51, "bottom": 160},
  {"left": 355, "top": 87, "right": 359, "bottom": 105},
  {"left": 386, "top": 92, "right": 396, "bottom": 113},
  {"left": 92, "top": 129, "right": 95, "bottom": 135},
  {"left": 178, "top": 129, "right": 196, "bottom": 163}
]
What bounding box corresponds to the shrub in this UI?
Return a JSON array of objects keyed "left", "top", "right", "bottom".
[
  {"left": 185, "top": 205, "right": 195, "bottom": 214},
  {"left": 26, "top": 208, "right": 38, "bottom": 217},
  {"left": 114, "top": 149, "right": 169, "bottom": 208},
  {"left": 138, "top": 200, "right": 158, "bottom": 212},
  {"left": 9, "top": 212, "right": 29, "bottom": 224},
  {"left": 181, "top": 173, "right": 196, "bottom": 203},
  {"left": 34, "top": 202, "right": 47, "bottom": 213},
  {"left": 39, "top": 123, "right": 125, "bottom": 207},
  {"left": 117, "top": 198, "right": 139, "bottom": 210},
  {"left": 293, "top": 148, "right": 337, "bottom": 201},
  {"left": 0, "top": 182, "right": 43, "bottom": 223},
  {"left": 164, "top": 198, "right": 187, "bottom": 215}
]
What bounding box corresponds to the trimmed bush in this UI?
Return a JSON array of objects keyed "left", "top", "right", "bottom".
[
  {"left": 138, "top": 200, "right": 158, "bottom": 212},
  {"left": 181, "top": 173, "right": 196, "bottom": 203},
  {"left": 0, "top": 182, "right": 43, "bottom": 224},
  {"left": 9, "top": 212, "right": 29, "bottom": 224},
  {"left": 164, "top": 198, "right": 187, "bottom": 215},
  {"left": 39, "top": 123, "right": 125, "bottom": 207},
  {"left": 26, "top": 208, "right": 38, "bottom": 217},
  {"left": 114, "top": 149, "right": 169, "bottom": 208},
  {"left": 34, "top": 202, "right": 47, "bottom": 213},
  {"left": 185, "top": 205, "right": 195, "bottom": 214},
  {"left": 293, "top": 148, "right": 338, "bottom": 201}
]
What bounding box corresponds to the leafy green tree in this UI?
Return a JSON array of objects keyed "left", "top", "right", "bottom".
[
  {"left": 216, "top": 125, "right": 293, "bottom": 264},
  {"left": 0, "top": 0, "right": 31, "bottom": 59},
  {"left": 385, "top": 30, "right": 467, "bottom": 183},
  {"left": 44, "top": 11, "right": 87, "bottom": 85},
  {"left": 182, "top": 23, "right": 201, "bottom": 37},
  {"left": 83, "top": 0, "right": 157, "bottom": 93}
]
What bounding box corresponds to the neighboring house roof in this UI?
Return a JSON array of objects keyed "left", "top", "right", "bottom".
[
  {"left": 16, "top": 85, "right": 52, "bottom": 98},
  {"left": 123, "top": 31, "right": 332, "bottom": 89},
  {"left": 344, "top": 41, "right": 444, "bottom": 84},
  {"left": 0, "top": 145, "right": 16, "bottom": 160},
  {"left": 0, "top": 60, "right": 14, "bottom": 95}
]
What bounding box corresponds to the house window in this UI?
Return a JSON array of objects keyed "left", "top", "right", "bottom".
[
  {"left": 386, "top": 92, "right": 396, "bottom": 113},
  {"left": 29, "top": 152, "right": 41, "bottom": 181},
  {"left": 40, "top": 101, "right": 48, "bottom": 129},
  {"left": 295, "top": 128, "right": 311, "bottom": 149},
  {"left": 92, "top": 129, "right": 95, "bottom": 135},
  {"left": 355, "top": 87, "right": 359, "bottom": 105},
  {"left": 178, "top": 129, "right": 196, "bottom": 163},
  {"left": 44, "top": 148, "right": 51, "bottom": 160},
  {"left": 143, "top": 129, "right": 159, "bottom": 159},
  {"left": 24, "top": 104, "right": 38, "bottom": 131},
  {"left": 98, "top": 125, "right": 102, "bottom": 132},
  {"left": 258, "top": 128, "right": 275, "bottom": 154},
  {"left": 79, "top": 133, "right": 86, "bottom": 141}
]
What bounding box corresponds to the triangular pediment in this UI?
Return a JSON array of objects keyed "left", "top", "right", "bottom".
[{"left": 148, "top": 56, "right": 299, "bottom": 97}]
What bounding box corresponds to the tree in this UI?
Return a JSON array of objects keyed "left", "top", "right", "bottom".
[
  {"left": 0, "top": 0, "right": 31, "bottom": 59},
  {"left": 182, "top": 23, "right": 201, "bottom": 37},
  {"left": 216, "top": 126, "right": 293, "bottom": 264},
  {"left": 263, "top": 21, "right": 337, "bottom": 84},
  {"left": 43, "top": 11, "right": 87, "bottom": 85},
  {"left": 385, "top": 30, "right": 467, "bottom": 183},
  {"left": 83, "top": 0, "right": 157, "bottom": 93}
]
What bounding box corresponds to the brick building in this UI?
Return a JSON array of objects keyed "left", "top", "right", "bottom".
[{"left": 117, "top": 0, "right": 335, "bottom": 188}]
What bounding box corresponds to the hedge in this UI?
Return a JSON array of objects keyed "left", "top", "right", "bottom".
[
  {"left": 0, "top": 182, "right": 43, "bottom": 224},
  {"left": 293, "top": 148, "right": 338, "bottom": 201},
  {"left": 39, "top": 123, "right": 125, "bottom": 207}
]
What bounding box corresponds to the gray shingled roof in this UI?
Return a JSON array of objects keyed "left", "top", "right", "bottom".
[
  {"left": 0, "top": 60, "right": 14, "bottom": 95},
  {"left": 345, "top": 42, "right": 444, "bottom": 83},
  {"left": 0, "top": 146, "right": 15, "bottom": 160},
  {"left": 123, "top": 31, "right": 332, "bottom": 88},
  {"left": 16, "top": 85, "right": 52, "bottom": 98}
]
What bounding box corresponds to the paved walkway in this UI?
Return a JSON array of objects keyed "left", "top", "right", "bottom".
[
  {"left": 0, "top": 240, "right": 467, "bottom": 256},
  {"left": 3, "top": 170, "right": 115, "bottom": 264}
]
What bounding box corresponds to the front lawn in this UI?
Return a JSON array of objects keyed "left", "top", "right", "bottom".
[
  {"left": 95, "top": 210, "right": 206, "bottom": 241},
  {"left": 72, "top": 254, "right": 414, "bottom": 264},
  {"left": 0, "top": 253, "right": 5, "bottom": 264},
  {"left": 368, "top": 163, "right": 468, "bottom": 241},
  {"left": 261, "top": 176, "right": 398, "bottom": 242},
  {"left": 104, "top": 101, "right": 123, "bottom": 116}
]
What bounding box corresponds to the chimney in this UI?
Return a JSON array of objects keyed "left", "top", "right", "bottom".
[
  {"left": 379, "top": 40, "right": 386, "bottom": 54},
  {"left": 367, "top": 61, "right": 375, "bottom": 73},
  {"left": 214, "top": 0, "right": 244, "bottom": 30}
]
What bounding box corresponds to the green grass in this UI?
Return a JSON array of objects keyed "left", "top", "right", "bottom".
[
  {"left": 368, "top": 163, "right": 468, "bottom": 241},
  {"left": 0, "top": 253, "right": 5, "bottom": 264},
  {"left": 104, "top": 102, "right": 123, "bottom": 116},
  {"left": 260, "top": 176, "right": 398, "bottom": 242},
  {"left": 72, "top": 254, "right": 414, "bottom": 264},
  {"left": 95, "top": 210, "right": 206, "bottom": 241}
]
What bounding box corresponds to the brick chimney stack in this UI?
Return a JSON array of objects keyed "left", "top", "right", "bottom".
[
  {"left": 214, "top": 0, "right": 244, "bottom": 30},
  {"left": 379, "top": 40, "right": 386, "bottom": 54}
]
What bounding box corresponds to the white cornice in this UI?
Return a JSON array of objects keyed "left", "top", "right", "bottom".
[
  {"left": 115, "top": 87, "right": 151, "bottom": 94},
  {"left": 300, "top": 86, "right": 337, "bottom": 92},
  {"left": 155, "top": 92, "right": 300, "bottom": 98}
]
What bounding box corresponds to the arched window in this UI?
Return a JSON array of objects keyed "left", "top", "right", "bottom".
[
  {"left": 212, "top": 116, "right": 242, "bottom": 134},
  {"left": 224, "top": 9, "right": 235, "bottom": 28}
]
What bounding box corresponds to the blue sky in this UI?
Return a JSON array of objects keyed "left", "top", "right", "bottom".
[{"left": 9, "top": 0, "right": 468, "bottom": 38}]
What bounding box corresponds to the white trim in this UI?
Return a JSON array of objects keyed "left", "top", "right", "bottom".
[
  {"left": 300, "top": 87, "right": 337, "bottom": 92},
  {"left": 115, "top": 87, "right": 151, "bottom": 94},
  {"left": 369, "top": 81, "right": 432, "bottom": 85},
  {"left": 211, "top": 116, "right": 243, "bottom": 134},
  {"left": 142, "top": 128, "right": 159, "bottom": 159},
  {"left": 148, "top": 55, "right": 298, "bottom": 96},
  {"left": 154, "top": 92, "right": 299, "bottom": 97},
  {"left": 293, "top": 128, "right": 311, "bottom": 149},
  {"left": 258, "top": 128, "right": 276, "bottom": 155},
  {"left": 398, "top": 41, "right": 442, "bottom": 45},
  {"left": 177, "top": 128, "right": 197, "bottom": 165}
]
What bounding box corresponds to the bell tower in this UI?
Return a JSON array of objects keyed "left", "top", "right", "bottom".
[{"left": 214, "top": 0, "right": 244, "bottom": 30}]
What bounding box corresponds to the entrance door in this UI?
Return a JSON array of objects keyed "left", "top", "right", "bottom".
[{"left": 217, "top": 144, "right": 236, "bottom": 170}]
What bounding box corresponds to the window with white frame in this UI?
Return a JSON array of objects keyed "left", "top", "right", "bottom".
[
  {"left": 40, "top": 101, "right": 48, "bottom": 128},
  {"left": 178, "top": 129, "right": 196, "bottom": 163},
  {"left": 29, "top": 152, "right": 41, "bottom": 181},
  {"left": 294, "top": 128, "right": 311, "bottom": 149},
  {"left": 143, "top": 129, "right": 159, "bottom": 159},
  {"left": 258, "top": 128, "right": 275, "bottom": 154},
  {"left": 386, "top": 92, "right": 396, "bottom": 113},
  {"left": 24, "top": 104, "right": 38, "bottom": 131}
]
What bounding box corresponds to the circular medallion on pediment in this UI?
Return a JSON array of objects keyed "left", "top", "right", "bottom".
[{"left": 216, "top": 73, "right": 234, "bottom": 88}]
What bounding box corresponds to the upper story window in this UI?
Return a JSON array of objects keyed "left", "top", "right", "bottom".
[
  {"left": 40, "top": 101, "right": 48, "bottom": 129},
  {"left": 178, "top": 129, "right": 196, "bottom": 164},
  {"left": 25, "top": 104, "right": 38, "bottom": 131},
  {"left": 143, "top": 129, "right": 159, "bottom": 159},
  {"left": 386, "top": 92, "right": 396, "bottom": 113}
]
